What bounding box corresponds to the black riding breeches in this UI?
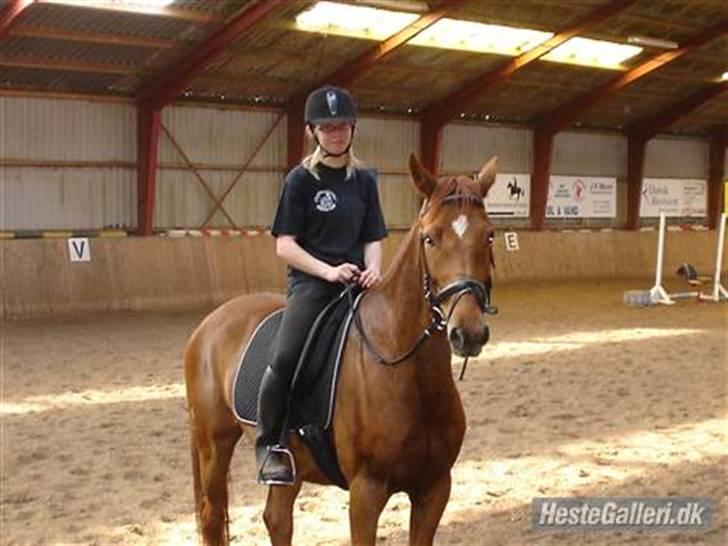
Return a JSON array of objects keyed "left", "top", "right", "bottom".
[{"left": 270, "top": 278, "right": 342, "bottom": 386}]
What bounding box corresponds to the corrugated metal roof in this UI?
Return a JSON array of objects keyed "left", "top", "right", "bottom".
[
  {"left": 174, "top": 0, "right": 240, "bottom": 14},
  {"left": 0, "top": 67, "right": 125, "bottom": 94},
  {"left": 1, "top": 0, "right": 725, "bottom": 135},
  {"left": 0, "top": 36, "right": 153, "bottom": 67},
  {"left": 21, "top": 3, "right": 202, "bottom": 41}
]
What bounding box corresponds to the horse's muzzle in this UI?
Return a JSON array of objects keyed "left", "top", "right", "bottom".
[{"left": 449, "top": 324, "right": 489, "bottom": 357}]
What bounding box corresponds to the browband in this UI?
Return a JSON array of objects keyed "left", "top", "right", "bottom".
[{"left": 441, "top": 193, "right": 483, "bottom": 207}]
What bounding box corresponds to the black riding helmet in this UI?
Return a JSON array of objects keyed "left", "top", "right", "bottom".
[
  {"left": 304, "top": 85, "right": 357, "bottom": 126},
  {"left": 305, "top": 85, "right": 357, "bottom": 157}
]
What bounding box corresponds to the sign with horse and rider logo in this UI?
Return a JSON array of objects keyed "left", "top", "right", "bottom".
[
  {"left": 547, "top": 176, "right": 616, "bottom": 218},
  {"left": 484, "top": 173, "right": 530, "bottom": 217}
]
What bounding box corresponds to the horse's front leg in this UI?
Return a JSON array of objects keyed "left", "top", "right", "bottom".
[
  {"left": 408, "top": 472, "right": 452, "bottom": 546},
  {"left": 349, "top": 474, "right": 390, "bottom": 545},
  {"left": 263, "top": 479, "right": 303, "bottom": 546}
]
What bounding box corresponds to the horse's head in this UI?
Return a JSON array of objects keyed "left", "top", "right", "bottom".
[{"left": 409, "top": 153, "right": 497, "bottom": 358}]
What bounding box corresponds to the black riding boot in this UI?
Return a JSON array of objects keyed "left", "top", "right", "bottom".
[{"left": 255, "top": 366, "right": 295, "bottom": 485}]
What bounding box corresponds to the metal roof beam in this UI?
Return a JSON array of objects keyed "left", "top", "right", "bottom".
[
  {"left": 537, "top": 19, "right": 727, "bottom": 134},
  {"left": 0, "top": 0, "right": 35, "bottom": 41},
  {"left": 137, "top": 0, "right": 283, "bottom": 110},
  {"left": 420, "top": 0, "right": 638, "bottom": 127},
  {"left": 626, "top": 81, "right": 728, "bottom": 140}
]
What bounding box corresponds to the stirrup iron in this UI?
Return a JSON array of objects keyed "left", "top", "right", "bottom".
[{"left": 257, "top": 445, "right": 296, "bottom": 486}]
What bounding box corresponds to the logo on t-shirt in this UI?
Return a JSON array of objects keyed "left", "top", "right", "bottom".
[{"left": 314, "top": 190, "right": 337, "bottom": 212}]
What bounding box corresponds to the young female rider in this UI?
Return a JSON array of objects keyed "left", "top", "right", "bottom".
[{"left": 256, "top": 85, "right": 388, "bottom": 485}]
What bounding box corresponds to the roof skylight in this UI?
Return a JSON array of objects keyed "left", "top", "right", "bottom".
[
  {"left": 295, "top": 2, "right": 643, "bottom": 70},
  {"left": 295, "top": 1, "right": 419, "bottom": 40},
  {"left": 409, "top": 18, "right": 553, "bottom": 56},
  {"left": 542, "top": 37, "right": 642, "bottom": 69},
  {"left": 42, "top": 1, "right": 177, "bottom": 12}
]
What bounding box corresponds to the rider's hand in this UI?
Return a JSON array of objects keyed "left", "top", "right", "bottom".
[
  {"left": 357, "top": 267, "right": 381, "bottom": 289},
  {"left": 325, "top": 263, "right": 361, "bottom": 283}
]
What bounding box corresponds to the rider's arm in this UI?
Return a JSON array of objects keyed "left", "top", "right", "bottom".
[
  {"left": 358, "top": 241, "right": 383, "bottom": 288},
  {"left": 363, "top": 240, "right": 382, "bottom": 274},
  {"left": 276, "top": 236, "right": 359, "bottom": 283}
]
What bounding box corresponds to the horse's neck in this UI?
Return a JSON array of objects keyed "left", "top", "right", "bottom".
[
  {"left": 360, "top": 225, "right": 447, "bottom": 359},
  {"left": 381, "top": 225, "right": 426, "bottom": 317}
]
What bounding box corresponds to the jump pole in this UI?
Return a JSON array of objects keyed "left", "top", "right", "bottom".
[
  {"left": 649, "top": 213, "right": 675, "bottom": 305},
  {"left": 649, "top": 212, "right": 700, "bottom": 305},
  {"left": 699, "top": 212, "right": 728, "bottom": 302}
]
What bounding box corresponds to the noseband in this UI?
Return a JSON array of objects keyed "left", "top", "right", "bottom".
[
  {"left": 350, "top": 194, "right": 497, "bottom": 367},
  {"left": 421, "top": 233, "right": 498, "bottom": 330}
]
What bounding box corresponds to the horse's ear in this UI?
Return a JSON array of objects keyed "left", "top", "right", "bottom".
[
  {"left": 477, "top": 156, "right": 497, "bottom": 197},
  {"left": 409, "top": 153, "right": 438, "bottom": 197}
]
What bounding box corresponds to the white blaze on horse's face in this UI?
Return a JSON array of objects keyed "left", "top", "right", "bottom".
[{"left": 451, "top": 214, "right": 469, "bottom": 239}]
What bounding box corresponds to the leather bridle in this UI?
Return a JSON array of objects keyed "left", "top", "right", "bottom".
[{"left": 350, "top": 193, "right": 497, "bottom": 368}]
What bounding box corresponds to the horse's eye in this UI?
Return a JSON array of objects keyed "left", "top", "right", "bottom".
[
  {"left": 486, "top": 232, "right": 495, "bottom": 246},
  {"left": 423, "top": 234, "right": 436, "bottom": 247}
]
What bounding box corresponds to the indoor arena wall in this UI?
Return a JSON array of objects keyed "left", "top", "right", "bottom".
[{"left": 2, "top": 229, "right": 723, "bottom": 318}]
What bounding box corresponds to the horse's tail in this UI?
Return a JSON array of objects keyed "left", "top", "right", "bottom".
[
  {"left": 189, "top": 421, "right": 205, "bottom": 542},
  {"left": 185, "top": 339, "right": 206, "bottom": 545}
]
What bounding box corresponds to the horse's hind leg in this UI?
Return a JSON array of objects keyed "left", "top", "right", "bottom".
[
  {"left": 407, "top": 472, "right": 452, "bottom": 546},
  {"left": 190, "top": 410, "right": 242, "bottom": 546},
  {"left": 263, "top": 479, "right": 303, "bottom": 546}
]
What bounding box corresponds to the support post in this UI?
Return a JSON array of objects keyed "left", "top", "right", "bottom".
[
  {"left": 531, "top": 129, "right": 554, "bottom": 230},
  {"left": 626, "top": 134, "right": 647, "bottom": 230},
  {"left": 707, "top": 131, "right": 726, "bottom": 230},
  {"left": 137, "top": 106, "right": 161, "bottom": 236},
  {"left": 420, "top": 117, "right": 443, "bottom": 175},
  {"left": 286, "top": 100, "right": 306, "bottom": 172}
]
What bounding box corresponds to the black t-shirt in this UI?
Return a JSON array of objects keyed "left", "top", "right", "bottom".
[{"left": 271, "top": 164, "right": 388, "bottom": 284}]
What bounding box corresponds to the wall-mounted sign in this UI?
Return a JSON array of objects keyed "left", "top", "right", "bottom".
[
  {"left": 640, "top": 178, "right": 707, "bottom": 217},
  {"left": 504, "top": 232, "right": 520, "bottom": 251},
  {"left": 484, "top": 173, "right": 530, "bottom": 217},
  {"left": 68, "top": 238, "right": 90, "bottom": 262},
  {"left": 547, "top": 176, "right": 616, "bottom": 218}
]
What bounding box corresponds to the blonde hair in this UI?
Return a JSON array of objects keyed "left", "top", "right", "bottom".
[{"left": 301, "top": 145, "right": 362, "bottom": 181}]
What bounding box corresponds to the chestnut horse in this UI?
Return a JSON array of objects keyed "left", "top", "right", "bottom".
[{"left": 184, "top": 153, "right": 498, "bottom": 546}]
